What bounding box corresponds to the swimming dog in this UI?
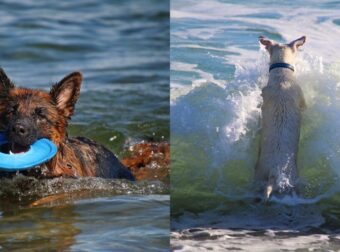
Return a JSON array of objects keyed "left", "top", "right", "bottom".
[{"left": 0, "top": 69, "right": 134, "bottom": 180}]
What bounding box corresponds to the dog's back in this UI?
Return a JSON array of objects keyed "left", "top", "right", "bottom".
[
  {"left": 256, "top": 36, "right": 306, "bottom": 197},
  {"left": 256, "top": 70, "right": 304, "bottom": 194},
  {"left": 45, "top": 136, "right": 134, "bottom": 180}
]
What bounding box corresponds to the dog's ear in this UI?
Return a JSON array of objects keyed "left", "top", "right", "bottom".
[
  {"left": 50, "top": 72, "right": 82, "bottom": 118},
  {"left": 259, "top": 36, "right": 275, "bottom": 50},
  {"left": 0, "top": 68, "right": 14, "bottom": 95},
  {"left": 288, "top": 36, "right": 306, "bottom": 50}
]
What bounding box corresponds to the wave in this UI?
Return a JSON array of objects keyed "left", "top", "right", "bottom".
[{"left": 171, "top": 0, "right": 340, "bottom": 216}]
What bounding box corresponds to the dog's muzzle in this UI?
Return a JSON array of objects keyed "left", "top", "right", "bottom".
[{"left": 7, "top": 118, "right": 38, "bottom": 153}]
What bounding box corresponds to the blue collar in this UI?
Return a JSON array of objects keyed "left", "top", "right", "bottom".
[{"left": 269, "top": 63, "right": 294, "bottom": 72}]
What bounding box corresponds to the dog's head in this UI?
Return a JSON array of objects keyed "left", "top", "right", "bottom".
[
  {"left": 0, "top": 69, "right": 82, "bottom": 153},
  {"left": 259, "top": 36, "right": 306, "bottom": 65}
]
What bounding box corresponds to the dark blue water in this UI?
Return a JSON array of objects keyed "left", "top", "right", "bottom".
[
  {"left": 0, "top": 0, "right": 169, "bottom": 151},
  {"left": 0, "top": 1, "right": 169, "bottom": 251}
]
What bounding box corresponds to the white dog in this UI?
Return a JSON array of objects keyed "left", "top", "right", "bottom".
[{"left": 255, "top": 36, "right": 306, "bottom": 199}]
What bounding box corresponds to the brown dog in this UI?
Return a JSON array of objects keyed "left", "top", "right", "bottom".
[{"left": 0, "top": 69, "right": 134, "bottom": 180}]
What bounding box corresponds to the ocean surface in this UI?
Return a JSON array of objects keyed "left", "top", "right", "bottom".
[
  {"left": 0, "top": 0, "right": 169, "bottom": 149},
  {"left": 0, "top": 0, "right": 169, "bottom": 251},
  {"left": 0, "top": 177, "right": 169, "bottom": 251},
  {"left": 171, "top": 0, "right": 340, "bottom": 251}
]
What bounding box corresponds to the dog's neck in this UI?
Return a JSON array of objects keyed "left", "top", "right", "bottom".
[
  {"left": 268, "top": 67, "right": 295, "bottom": 86},
  {"left": 269, "top": 63, "right": 294, "bottom": 72}
]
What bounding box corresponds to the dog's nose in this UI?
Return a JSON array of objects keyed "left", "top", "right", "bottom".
[{"left": 12, "top": 123, "right": 28, "bottom": 137}]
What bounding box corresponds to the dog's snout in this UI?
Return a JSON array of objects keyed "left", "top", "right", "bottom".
[
  {"left": 8, "top": 118, "right": 38, "bottom": 147},
  {"left": 12, "top": 123, "right": 28, "bottom": 137}
]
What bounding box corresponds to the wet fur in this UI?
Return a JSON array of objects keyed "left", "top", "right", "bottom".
[
  {"left": 255, "top": 69, "right": 305, "bottom": 195},
  {"left": 0, "top": 69, "right": 134, "bottom": 180},
  {"left": 255, "top": 36, "right": 306, "bottom": 197}
]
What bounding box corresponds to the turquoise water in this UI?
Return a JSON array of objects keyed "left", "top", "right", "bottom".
[
  {"left": 171, "top": 0, "right": 340, "bottom": 250},
  {"left": 0, "top": 1, "right": 169, "bottom": 251}
]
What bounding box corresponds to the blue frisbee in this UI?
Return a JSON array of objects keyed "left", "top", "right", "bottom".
[{"left": 0, "top": 133, "right": 57, "bottom": 171}]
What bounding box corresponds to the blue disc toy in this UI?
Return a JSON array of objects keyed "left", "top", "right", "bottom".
[{"left": 0, "top": 133, "right": 57, "bottom": 171}]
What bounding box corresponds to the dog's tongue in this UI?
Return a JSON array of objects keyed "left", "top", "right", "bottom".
[{"left": 10, "top": 143, "right": 30, "bottom": 154}]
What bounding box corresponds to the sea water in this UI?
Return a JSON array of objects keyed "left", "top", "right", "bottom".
[
  {"left": 0, "top": 1, "right": 169, "bottom": 251},
  {"left": 171, "top": 0, "right": 340, "bottom": 250}
]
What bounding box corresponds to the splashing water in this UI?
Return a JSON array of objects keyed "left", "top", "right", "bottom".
[
  {"left": 172, "top": 46, "right": 340, "bottom": 205},
  {"left": 171, "top": 0, "right": 340, "bottom": 250}
]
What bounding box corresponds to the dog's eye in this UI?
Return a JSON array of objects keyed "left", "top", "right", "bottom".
[
  {"left": 7, "top": 105, "right": 17, "bottom": 117},
  {"left": 35, "top": 107, "right": 45, "bottom": 117}
]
